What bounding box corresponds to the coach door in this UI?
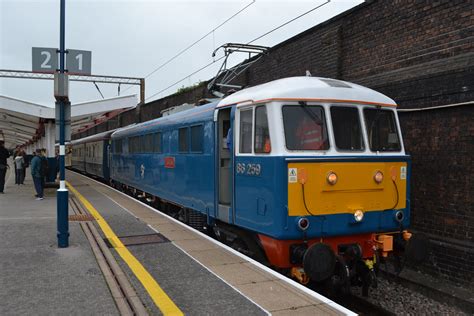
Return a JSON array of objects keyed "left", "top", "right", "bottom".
[{"left": 216, "top": 107, "right": 234, "bottom": 223}]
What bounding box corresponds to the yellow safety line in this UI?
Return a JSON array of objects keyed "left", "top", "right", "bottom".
[{"left": 67, "top": 181, "right": 183, "bottom": 316}]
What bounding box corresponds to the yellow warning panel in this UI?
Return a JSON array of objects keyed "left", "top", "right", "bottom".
[{"left": 288, "top": 162, "right": 407, "bottom": 216}]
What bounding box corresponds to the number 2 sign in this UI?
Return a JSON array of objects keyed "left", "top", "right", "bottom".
[{"left": 32, "top": 47, "right": 58, "bottom": 73}]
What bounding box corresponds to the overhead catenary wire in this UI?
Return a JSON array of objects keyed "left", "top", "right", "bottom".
[
  {"left": 122, "top": 0, "right": 255, "bottom": 94},
  {"left": 146, "top": 56, "right": 226, "bottom": 101},
  {"left": 146, "top": 0, "right": 331, "bottom": 102},
  {"left": 247, "top": 0, "right": 330, "bottom": 45}
]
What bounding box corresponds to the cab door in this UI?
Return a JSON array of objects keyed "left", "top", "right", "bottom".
[
  {"left": 233, "top": 104, "right": 274, "bottom": 232},
  {"left": 215, "top": 107, "right": 234, "bottom": 223}
]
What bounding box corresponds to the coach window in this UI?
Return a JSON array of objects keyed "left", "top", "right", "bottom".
[
  {"left": 330, "top": 107, "right": 364, "bottom": 151},
  {"left": 154, "top": 132, "right": 162, "bottom": 153},
  {"left": 190, "top": 125, "right": 203, "bottom": 153},
  {"left": 239, "top": 109, "right": 253, "bottom": 153},
  {"left": 144, "top": 134, "right": 153, "bottom": 153},
  {"left": 128, "top": 137, "right": 132, "bottom": 153},
  {"left": 254, "top": 105, "right": 271, "bottom": 153},
  {"left": 139, "top": 136, "right": 145, "bottom": 153},
  {"left": 129, "top": 136, "right": 139, "bottom": 153},
  {"left": 364, "top": 108, "right": 401, "bottom": 152},
  {"left": 115, "top": 139, "right": 122, "bottom": 153},
  {"left": 179, "top": 128, "right": 188, "bottom": 152}
]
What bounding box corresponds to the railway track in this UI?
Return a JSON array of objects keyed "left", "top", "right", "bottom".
[
  {"left": 69, "top": 195, "right": 148, "bottom": 316},
  {"left": 333, "top": 294, "right": 395, "bottom": 316}
]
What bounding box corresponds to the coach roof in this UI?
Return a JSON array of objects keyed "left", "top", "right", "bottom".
[{"left": 217, "top": 76, "right": 397, "bottom": 108}]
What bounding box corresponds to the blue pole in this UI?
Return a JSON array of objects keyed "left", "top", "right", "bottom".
[{"left": 57, "top": 0, "right": 69, "bottom": 248}]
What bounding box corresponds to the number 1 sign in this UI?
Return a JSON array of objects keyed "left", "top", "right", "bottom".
[{"left": 67, "top": 49, "right": 91, "bottom": 75}]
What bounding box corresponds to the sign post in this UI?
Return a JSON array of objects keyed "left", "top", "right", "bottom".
[
  {"left": 56, "top": 0, "right": 69, "bottom": 248},
  {"left": 31, "top": 1, "right": 92, "bottom": 248}
]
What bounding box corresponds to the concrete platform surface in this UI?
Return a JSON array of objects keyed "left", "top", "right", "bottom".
[{"left": 0, "top": 163, "right": 118, "bottom": 315}]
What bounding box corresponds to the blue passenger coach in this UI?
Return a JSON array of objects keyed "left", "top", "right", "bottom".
[{"left": 71, "top": 130, "right": 114, "bottom": 181}]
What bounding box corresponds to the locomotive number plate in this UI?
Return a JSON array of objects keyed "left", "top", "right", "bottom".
[{"left": 236, "top": 163, "right": 261, "bottom": 176}]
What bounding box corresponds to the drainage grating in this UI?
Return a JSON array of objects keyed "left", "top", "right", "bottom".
[
  {"left": 105, "top": 233, "right": 170, "bottom": 248},
  {"left": 69, "top": 214, "right": 95, "bottom": 221}
]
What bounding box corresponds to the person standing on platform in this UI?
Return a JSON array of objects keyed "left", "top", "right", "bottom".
[
  {"left": 31, "top": 149, "right": 44, "bottom": 200},
  {"left": 40, "top": 148, "right": 49, "bottom": 186},
  {"left": 0, "top": 140, "right": 11, "bottom": 194},
  {"left": 14, "top": 152, "right": 25, "bottom": 185}
]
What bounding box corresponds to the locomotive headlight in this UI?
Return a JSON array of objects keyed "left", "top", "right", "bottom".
[
  {"left": 354, "top": 210, "right": 364, "bottom": 222},
  {"left": 326, "top": 171, "right": 338, "bottom": 185},
  {"left": 374, "top": 170, "right": 384, "bottom": 184},
  {"left": 297, "top": 217, "right": 310, "bottom": 231}
]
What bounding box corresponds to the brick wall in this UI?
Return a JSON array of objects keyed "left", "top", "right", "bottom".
[{"left": 74, "top": 0, "right": 474, "bottom": 286}]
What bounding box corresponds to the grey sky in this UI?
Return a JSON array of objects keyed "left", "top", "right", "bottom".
[{"left": 1, "top": 0, "right": 363, "bottom": 107}]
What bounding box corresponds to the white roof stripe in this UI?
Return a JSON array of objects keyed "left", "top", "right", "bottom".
[{"left": 217, "top": 77, "right": 396, "bottom": 108}]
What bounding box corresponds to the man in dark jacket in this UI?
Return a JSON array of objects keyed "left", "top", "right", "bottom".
[
  {"left": 31, "top": 149, "right": 44, "bottom": 200},
  {"left": 0, "top": 140, "right": 11, "bottom": 194}
]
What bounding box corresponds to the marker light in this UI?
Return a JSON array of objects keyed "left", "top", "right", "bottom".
[
  {"left": 374, "top": 171, "right": 384, "bottom": 184},
  {"left": 297, "top": 217, "right": 310, "bottom": 231},
  {"left": 326, "top": 171, "right": 338, "bottom": 185},
  {"left": 395, "top": 211, "right": 404, "bottom": 222},
  {"left": 354, "top": 210, "right": 364, "bottom": 222}
]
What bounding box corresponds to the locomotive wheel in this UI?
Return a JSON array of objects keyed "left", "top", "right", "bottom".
[
  {"left": 325, "top": 255, "right": 350, "bottom": 297},
  {"left": 303, "top": 243, "right": 336, "bottom": 282}
]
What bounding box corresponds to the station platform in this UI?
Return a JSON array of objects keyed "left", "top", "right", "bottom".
[{"left": 0, "top": 162, "right": 354, "bottom": 315}]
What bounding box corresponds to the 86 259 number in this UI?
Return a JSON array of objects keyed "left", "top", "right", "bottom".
[{"left": 236, "top": 163, "right": 261, "bottom": 176}]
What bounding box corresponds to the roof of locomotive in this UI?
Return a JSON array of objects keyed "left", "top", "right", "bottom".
[
  {"left": 111, "top": 101, "right": 218, "bottom": 138},
  {"left": 217, "top": 76, "right": 397, "bottom": 108}
]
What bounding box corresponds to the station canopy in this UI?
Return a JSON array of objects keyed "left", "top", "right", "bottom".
[{"left": 0, "top": 94, "right": 137, "bottom": 149}]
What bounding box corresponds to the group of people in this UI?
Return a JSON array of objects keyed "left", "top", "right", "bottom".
[{"left": 0, "top": 140, "right": 50, "bottom": 200}]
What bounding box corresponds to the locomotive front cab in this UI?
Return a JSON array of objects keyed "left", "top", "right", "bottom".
[
  {"left": 284, "top": 102, "right": 409, "bottom": 232},
  {"left": 252, "top": 100, "right": 415, "bottom": 293},
  {"left": 220, "top": 77, "right": 427, "bottom": 295}
]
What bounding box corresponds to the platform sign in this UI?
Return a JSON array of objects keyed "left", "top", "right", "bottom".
[
  {"left": 67, "top": 49, "right": 91, "bottom": 75},
  {"left": 32, "top": 47, "right": 58, "bottom": 73}
]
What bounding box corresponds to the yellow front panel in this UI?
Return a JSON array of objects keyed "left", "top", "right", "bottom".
[{"left": 288, "top": 162, "right": 407, "bottom": 216}]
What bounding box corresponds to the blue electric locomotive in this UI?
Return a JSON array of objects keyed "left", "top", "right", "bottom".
[{"left": 74, "top": 77, "right": 424, "bottom": 295}]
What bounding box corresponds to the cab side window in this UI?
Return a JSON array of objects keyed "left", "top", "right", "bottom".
[
  {"left": 254, "top": 105, "right": 271, "bottom": 153},
  {"left": 239, "top": 109, "right": 253, "bottom": 153}
]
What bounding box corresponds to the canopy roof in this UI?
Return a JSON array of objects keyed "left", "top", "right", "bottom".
[{"left": 0, "top": 94, "right": 137, "bottom": 149}]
